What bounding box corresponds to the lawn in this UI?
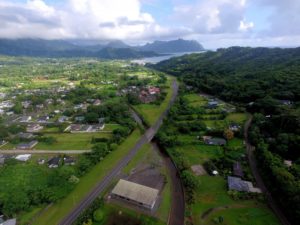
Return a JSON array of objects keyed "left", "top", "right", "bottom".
[
  {"left": 31, "top": 129, "right": 143, "bottom": 225},
  {"left": 133, "top": 77, "right": 174, "bottom": 126},
  {"left": 176, "top": 144, "right": 223, "bottom": 165},
  {"left": 203, "top": 120, "right": 226, "bottom": 130},
  {"left": 225, "top": 113, "right": 250, "bottom": 124},
  {"left": 191, "top": 176, "right": 280, "bottom": 225},
  {"left": 184, "top": 93, "right": 207, "bottom": 107},
  {"left": 35, "top": 132, "right": 112, "bottom": 150},
  {"left": 205, "top": 205, "right": 280, "bottom": 225}
]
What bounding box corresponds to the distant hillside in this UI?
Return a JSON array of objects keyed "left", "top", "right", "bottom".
[
  {"left": 153, "top": 46, "right": 300, "bottom": 102},
  {"left": 97, "top": 47, "right": 159, "bottom": 59},
  {"left": 0, "top": 38, "right": 204, "bottom": 58},
  {"left": 106, "top": 40, "right": 130, "bottom": 49},
  {"left": 138, "top": 39, "right": 204, "bottom": 53},
  {"left": 0, "top": 39, "right": 157, "bottom": 59}
]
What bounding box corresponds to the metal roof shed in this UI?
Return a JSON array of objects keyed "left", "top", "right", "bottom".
[{"left": 112, "top": 179, "right": 159, "bottom": 210}]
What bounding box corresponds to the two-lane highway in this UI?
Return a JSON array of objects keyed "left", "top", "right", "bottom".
[{"left": 59, "top": 79, "right": 179, "bottom": 225}]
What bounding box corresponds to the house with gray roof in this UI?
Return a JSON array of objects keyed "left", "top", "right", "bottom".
[{"left": 227, "top": 176, "right": 261, "bottom": 193}]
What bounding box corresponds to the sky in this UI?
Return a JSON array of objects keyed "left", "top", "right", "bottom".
[{"left": 0, "top": 0, "right": 300, "bottom": 48}]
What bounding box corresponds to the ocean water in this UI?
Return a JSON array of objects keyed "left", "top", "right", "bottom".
[{"left": 131, "top": 51, "right": 205, "bottom": 64}]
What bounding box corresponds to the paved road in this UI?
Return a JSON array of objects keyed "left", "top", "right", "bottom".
[
  {"left": 0, "top": 150, "right": 91, "bottom": 154},
  {"left": 59, "top": 80, "right": 179, "bottom": 225},
  {"left": 244, "top": 117, "right": 291, "bottom": 225}
]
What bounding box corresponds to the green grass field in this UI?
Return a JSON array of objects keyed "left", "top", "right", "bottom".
[
  {"left": 176, "top": 144, "right": 223, "bottom": 165},
  {"left": 225, "top": 113, "right": 250, "bottom": 124},
  {"left": 31, "top": 129, "right": 142, "bottom": 225},
  {"left": 36, "top": 132, "right": 112, "bottom": 150},
  {"left": 184, "top": 93, "right": 207, "bottom": 107}
]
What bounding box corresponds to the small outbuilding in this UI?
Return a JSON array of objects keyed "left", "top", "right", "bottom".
[
  {"left": 111, "top": 179, "right": 159, "bottom": 210},
  {"left": 228, "top": 176, "right": 261, "bottom": 193}
]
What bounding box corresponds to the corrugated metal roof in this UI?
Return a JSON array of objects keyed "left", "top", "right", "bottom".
[{"left": 112, "top": 179, "right": 159, "bottom": 206}]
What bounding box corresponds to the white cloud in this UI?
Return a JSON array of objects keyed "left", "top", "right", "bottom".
[
  {"left": 172, "top": 0, "right": 253, "bottom": 34},
  {"left": 239, "top": 19, "right": 254, "bottom": 32},
  {"left": 0, "top": 0, "right": 176, "bottom": 41}
]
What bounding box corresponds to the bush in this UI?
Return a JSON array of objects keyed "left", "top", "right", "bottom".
[{"left": 93, "top": 209, "right": 104, "bottom": 222}]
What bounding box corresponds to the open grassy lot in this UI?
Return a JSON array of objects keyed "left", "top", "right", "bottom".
[
  {"left": 184, "top": 93, "right": 207, "bottom": 107},
  {"left": 225, "top": 113, "right": 250, "bottom": 123},
  {"left": 133, "top": 77, "right": 174, "bottom": 126},
  {"left": 175, "top": 144, "right": 223, "bottom": 165},
  {"left": 31, "top": 129, "right": 142, "bottom": 225},
  {"left": 35, "top": 132, "right": 111, "bottom": 150}
]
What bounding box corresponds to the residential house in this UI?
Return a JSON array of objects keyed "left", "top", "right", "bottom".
[
  {"left": 18, "top": 132, "right": 34, "bottom": 139},
  {"left": 48, "top": 157, "right": 60, "bottom": 168},
  {"left": 227, "top": 176, "right": 261, "bottom": 193},
  {"left": 21, "top": 101, "right": 32, "bottom": 109},
  {"left": 45, "top": 98, "right": 53, "bottom": 105},
  {"left": 0, "top": 100, "right": 14, "bottom": 109},
  {"left": 284, "top": 160, "right": 293, "bottom": 167},
  {"left": 0, "top": 218, "right": 17, "bottom": 225},
  {"left": 74, "top": 116, "right": 85, "bottom": 123},
  {"left": 67, "top": 124, "right": 93, "bottom": 133},
  {"left": 38, "top": 158, "right": 45, "bottom": 165},
  {"left": 26, "top": 124, "right": 43, "bottom": 132},
  {"left": 17, "top": 141, "right": 38, "bottom": 150},
  {"left": 207, "top": 100, "right": 219, "bottom": 109},
  {"left": 15, "top": 154, "right": 32, "bottom": 162},
  {"left": 148, "top": 86, "right": 160, "bottom": 95},
  {"left": 36, "top": 104, "right": 44, "bottom": 109},
  {"left": 0, "top": 154, "right": 5, "bottom": 165},
  {"left": 93, "top": 99, "right": 102, "bottom": 106},
  {"left": 64, "top": 156, "right": 76, "bottom": 165},
  {"left": 203, "top": 136, "right": 227, "bottom": 146},
  {"left": 58, "top": 116, "right": 69, "bottom": 123},
  {"left": 229, "top": 123, "right": 241, "bottom": 132},
  {"left": 20, "top": 116, "right": 32, "bottom": 122},
  {"left": 37, "top": 115, "right": 50, "bottom": 123}
]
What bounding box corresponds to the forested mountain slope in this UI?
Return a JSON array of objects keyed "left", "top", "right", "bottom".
[{"left": 153, "top": 47, "right": 300, "bottom": 102}]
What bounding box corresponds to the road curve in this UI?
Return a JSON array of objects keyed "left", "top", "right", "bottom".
[
  {"left": 59, "top": 79, "right": 179, "bottom": 225},
  {"left": 244, "top": 117, "right": 291, "bottom": 225}
]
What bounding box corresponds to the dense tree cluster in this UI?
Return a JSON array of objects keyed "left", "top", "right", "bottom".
[{"left": 153, "top": 47, "right": 300, "bottom": 102}]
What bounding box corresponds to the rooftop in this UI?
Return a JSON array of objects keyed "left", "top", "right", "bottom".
[{"left": 112, "top": 179, "right": 159, "bottom": 207}]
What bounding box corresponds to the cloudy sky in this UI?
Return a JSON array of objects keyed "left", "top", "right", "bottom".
[{"left": 0, "top": 0, "right": 300, "bottom": 48}]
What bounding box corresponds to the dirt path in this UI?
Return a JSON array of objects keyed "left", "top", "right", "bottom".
[{"left": 244, "top": 116, "right": 291, "bottom": 225}]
